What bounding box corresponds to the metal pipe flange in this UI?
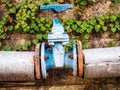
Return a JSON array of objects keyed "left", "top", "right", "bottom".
[
  {"left": 34, "top": 43, "right": 41, "bottom": 80},
  {"left": 77, "top": 41, "right": 84, "bottom": 77}
]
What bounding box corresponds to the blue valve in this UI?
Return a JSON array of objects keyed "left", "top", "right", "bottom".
[
  {"left": 40, "top": 4, "right": 73, "bottom": 13},
  {"left": 39, "top": 4, "right": 81, "bottom": 79}
]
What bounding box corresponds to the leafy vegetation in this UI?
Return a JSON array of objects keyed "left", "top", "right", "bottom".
[
  {"left": 0, "top": 0, "right": 120, "bottom": 50},
  {"left": 76, "top": 0, "right": 96, "bottom": 8},
  {"left": 111, "top": 0, "right": 120, "bottom": 6},
  {"left": 3, "top": 45, "right": 11, "bottom": 51},
  {"left": 62, "top": 12, "right": 120, "bottom": 35}
]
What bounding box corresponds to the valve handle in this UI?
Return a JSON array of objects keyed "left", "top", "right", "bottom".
[{"left": 40, "top": 4, "right": 73, "bottom": 13}]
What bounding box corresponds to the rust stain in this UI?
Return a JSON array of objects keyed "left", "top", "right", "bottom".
[
  {"left": 44, "top": 55, "right": 49, "bottom": 60},
  {"left": 69, "top": 54, "right": 73, "bottom": 59},
  {"left": 34, "top": 43, "right": 41, "bottom": 80},
  {"left": 77, "top": 41, "right": 84, "bottom": 77}
]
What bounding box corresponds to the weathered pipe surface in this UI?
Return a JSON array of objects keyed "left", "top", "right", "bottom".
[
  {"left": 0, "top": 52, "right": 35, "bottom": 81},
  {"left": 83, "top": 47, "right": 120, "bottom": 78}
]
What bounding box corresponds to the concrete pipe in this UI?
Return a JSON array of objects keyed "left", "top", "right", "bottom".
[
  {"left": 0, "top": 51, "right": 35, "bottom": 81},
  {"left": 83, "top": 47, "right": 120, "bottom": 78}
]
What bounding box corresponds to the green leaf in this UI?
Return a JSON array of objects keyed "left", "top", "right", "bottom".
[
  {"left": 110, "top": 15, "right": 117, "bottom": 22},
  {"left": 77, "top": 21, "right": 82, "bottom": 26},
  {"left": 3, "top": 46, "right": 11, "bottom": 51},
  {"left": 103, "top": 13, "right": 109, "bottom": 19},
  {"left": 80, "top": 1, "right": 87, "bottom": 6},
  {"left": 7, "top": 25, "right": 13, "bottom": 31},
  {"left": 76, "top": 28, "right": 80, "bottom": 33},
  {"left": 89, "top": 17, "right": 96, "bottom": 25},
  {"left": 22, "top": 45, "right": 29, "bottom": 51},
  {"left": 102, "top": 26, "right": 108, "bottom": 31},
  {"left": 91, "top": 0, "right": 96, "bottom": 2},
  {"left": 118, "top": 27, "right": 120, "bottom": 30},
  {"left": 115, "top": 24, "right": 119, "bottom": 28},
  {"left": 109, "top": 23, "right": 114, "bottom": 27},
  {"left": 0, "top": 34, "right": 6, "bottom": 39},
  {"left": 109, "top": 41, "right": 115, "bottom": 47},
  {"left": 0, "top": 42, "right": 2, "bottom": 47},
  {"left": 66, "top": 21, "right": 71, "bottom": 25},
  {"left": 84, "top": 34, "right": 90, "bottom": 40},
  {"left": 34, "top": 26, "right": 39, "bottom": 31},
  {"left": 115, "top": 21, "right": 119, "bottom": 25},
  {"left": 37, "top": 0, "right": 46, "bottom": 5},
  {"left": 115, "top": 12, "right": 120, "bottom": 18},
  {"left": 99, "top": 20, "right": 104, "bottom": 26},
  {"left": 45, "top": 24, "right": 51, "bottom": 28},
  {"left": 9, "top": 8, "right": 16, "bottom": 13},
  {"left": 81, "top": 40, "right": 88, "bottom": 49},
  {"left": 86, "top": 28, "right": 92, "bottom": 33},
  {"left": 15, "top": 45, "right": 22, "bottom": 51},
  {"left": 36, "top": 34, "right": 42, "bottom": 40},
  {"left": 41, "top": 26, "right": 46, "bottom": 31},
  {"left": 71, "top": 24, "right": 78, "bottom": 30},
  {"left": 95, "top": 25, "right": 101, "bottom": 32},
  {"left": 111, "top": 28, "right": 116, "bottom": 33},
  {"left": 43, "top": 34, "right": 48, "bottom": 40},
  {"left": 33, "top": 39, "right": 39, "bottom": 45},
  {"left": 24, "top": 40, "right": 31, "bottom": 46},
  {"left": 40, "top": 18, "right": 45, "bottom": 23}
]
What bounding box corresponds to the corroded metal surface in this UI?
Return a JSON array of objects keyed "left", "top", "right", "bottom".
[
  {"left": 34, "top": 43, "right": 41, "bottom": 80},
  {"left": 77, "top": 41, "right": 84, "bottom": 77},
  {"left": 0, "top": 52, "right": 35, "bottom": 81},
  {"left": 83, "top": 47, "right": 120, "bottom": 78}
]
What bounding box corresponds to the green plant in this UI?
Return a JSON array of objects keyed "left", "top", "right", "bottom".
[
  {"left": 7, "top": 25, "right": 13, "bottom": 32},
  {"left": 15, "top": 45, "right": 22, "bottom": 51},
  {"left": 3, "top": 46, "right": 11, "bottom": 51},
  {"left": 84, "top": 34, "right": 90, "bottom": 40},
  {"left": 0, "top": 34, "right": 7, "bottom": 40},
  {"left": 64, "top": 39, "right": 77, "bottom": 52},
  {"left": 33, "top": 38, "right": 39, "bottom": 45},
  {"left": 95, "top": 25, "right": 101, "bottom": 32},
  {"left": 0, "top": 42, "right": 2, "bottom": 48},
  {"left": 36, "top": 34, "right": 42, "bottom": 40},
  {"left": 110, "top": 15, "right": 117, "bottom": 22},
  {"left": 102, "top": 26, "right": 108, "bottom": 31},
  {"left": 15, "top": 0, "right": 39, "bottom": 33},
  {"left": 81, "top": 40, "right": 88, "bottom": 49},
  {"left": 109, "top": 41, "right": 116, "bottom": 47},
  {"left": 111, "top": 0, "right": 120, "bottom": 7},
  {"left": 22, "top": 40, "right": 32, "bottom": 51},
  {"left": 76, "top": 0, "right": 87, "bottom": 8},
  {"left": 24, "top": 40, "right": 31, "bottom": 46}
]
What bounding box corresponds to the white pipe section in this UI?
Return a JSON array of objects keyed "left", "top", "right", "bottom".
[
  {"left": 83, "top": 47, "right": 120, "bottom": 78},
  {"left": 0, "top": 52, "right": 35, "bottom": 81}
]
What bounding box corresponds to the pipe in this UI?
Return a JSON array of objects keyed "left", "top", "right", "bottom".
[
  {"left": 0, "top": 46, "right": 120, "bottom": 81},
  {"left": 0, "top": 52, "right": 35, "bottom": 81},
  {"left": 83, "top": 47, "right": 120, "bottom": 78}
]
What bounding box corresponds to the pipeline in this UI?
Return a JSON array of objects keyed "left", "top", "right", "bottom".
[
  {"left": 0, "top": 4, "right": 120, "bottom": 82},
  {"left": 0, "top": 43, "right": 120, "bottom": 81}
]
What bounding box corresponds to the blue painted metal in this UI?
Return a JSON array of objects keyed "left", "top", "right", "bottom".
[
  {"left": 40, "top": 4, "right": 73, "bottom": 13},
  {"left": 40, "top": 4, "right": 77, "bottom": 79},
  {"left": 48, "top": 18, "right": 69, "bottom": 45}
]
